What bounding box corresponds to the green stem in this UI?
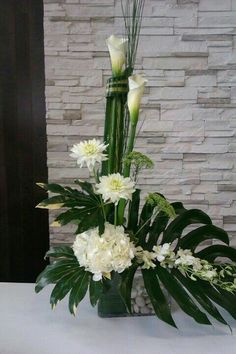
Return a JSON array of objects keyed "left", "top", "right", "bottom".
[
  {"left": 108, "top": 99, "right": 117, "bottom": 174},
  {"left": 93, "top": 167, "right": 106, "bottom": 222},
  {"left": 123, "top": 122, "right": 137, "bottom": 177},
  {"left": 117, "top": 122, "right": 138, "bottom": 225},
  {"left": 114, "top": 205, "right": 118, "bottom": 227},
  {"left": 134, "top": 208, "right": 158, "bottom": 238}
]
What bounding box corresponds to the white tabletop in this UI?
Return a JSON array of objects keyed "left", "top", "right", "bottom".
[{"left": 0, "top": 283, "right": 235, "bottom": 354}]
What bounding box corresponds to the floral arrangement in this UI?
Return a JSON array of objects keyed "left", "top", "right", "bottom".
[{"left": 36, "top": 0, "right": 236, "bottom": 328}]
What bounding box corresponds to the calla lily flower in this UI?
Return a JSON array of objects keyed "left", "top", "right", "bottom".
[
  {"left": 127, "top": 74, "right": 147, "bottom": 124},
  {"left": 106, "top": 35, "right": 128, "bottom": 77}
]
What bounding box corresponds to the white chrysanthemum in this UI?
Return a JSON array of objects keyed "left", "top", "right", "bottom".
[
  {"left": 70, "top": 139, "right": 108, "bottom": 170},
  {"left": 72, "top": 223, "right": 136, "bottom": 281},
  {"left": 95, "top": 173, "right": 135, "bottom": 205}
]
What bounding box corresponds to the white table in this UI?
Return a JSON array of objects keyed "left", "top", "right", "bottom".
[{"left": 0, "top": 283, "right": 236, "bottom": 354}]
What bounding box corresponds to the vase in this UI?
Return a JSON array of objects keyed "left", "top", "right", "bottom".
[
  {"left": 97, "top": 272, "right": 128, "bottom": 317},
  {"left": 98, "top": 269, "right": 169, "bottom": 317}
]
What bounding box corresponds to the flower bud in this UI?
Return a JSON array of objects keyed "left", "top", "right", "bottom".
[
  {"left": 127, "top": 74, "right": 147, "bottom": 124},
  {"left": 106, "top": 35, "right": 127, "bottom": 77}
]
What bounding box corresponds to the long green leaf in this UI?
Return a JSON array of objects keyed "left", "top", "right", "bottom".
[
  {"left": 147, "top": 201, "right": 187, "bottom": 251},
  {"left": 137, "top": 201, "right": 156, "bottom": 246},
  {"left": 35, "top": 260, "right": 80, "bottom": 293},
  {"left": 162, "top": 209, "right": 212, "bottom": 244},
  {"left": 89, "top": 279, "right": 103, "bottom": 307},
  {"left": 173, "top": 269, "right": 228, "bottom": 326},
  {"left": 76, "top": 209, "right": 103, "bottom": 234},
  {"left": 148, "top": 211, "right": 169, "bottom": 251},
  {"left": 171, "top": 202, "right": 187, "bottom": 215},
  {"left": 142, "top": 269, "right": 177, "bottom": 328},
  {"left": 46, "top": 246, "right": 76, "bottom": 260},
  {"left": 50, "top": 271, "right": 82, "bottom": 307},
  {"left": 156, "top": 267, "right": 211, "bottom": 325},
  {"left": 38, "top": 183, "right": 66, "bottom": 194},
  {"left": 38, "top": 195, "right": 66, "bottom": 207},
  {"left": 74, "top": 180, "right": 95, "bottom": 196},
  {"left": 180, "top": 225, "right": 229, "bottom": 251},
  {"left": 127, "top": 189, "right": 140, "bottom": 233},
  {"left": 68, "top": 272, "right": 90, "bottom": 315},
  {"left": 198, "top": 281, "right": 236, "bottom": 320},
  {"left": 120, "top": 264, "right": 138, "bottom": 313},
  {"left": 196, "top": 245, "right": 236, "bottom": 262}
]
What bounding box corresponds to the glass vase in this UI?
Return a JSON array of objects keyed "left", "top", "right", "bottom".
[{"left": 98, "top": 269, "right": 170, "bottom": 317}]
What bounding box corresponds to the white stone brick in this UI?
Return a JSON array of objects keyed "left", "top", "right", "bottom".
[
  {"left": 65, "top": 5, "right": 114, "bottom": 17},
  {"left": 143, "top": 57, "right": 208, "bottom": 70},
  {"left": 199, "top": 0, "right": 231, "bottom": 11}
]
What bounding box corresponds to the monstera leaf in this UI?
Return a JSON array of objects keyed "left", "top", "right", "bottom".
[{"left": 121, "top": 198, "right": 236, "bottom": 328}]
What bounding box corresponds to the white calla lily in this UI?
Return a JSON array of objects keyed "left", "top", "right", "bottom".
[
  {"left": 127, "top": 74, "right": 147, "bottom": 124},
  {"left": 106, "top": 35, "right": 128, "bottom": 77}
]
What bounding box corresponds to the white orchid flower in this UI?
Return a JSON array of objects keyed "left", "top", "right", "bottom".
[
  {"left": 128, "top": 74, "right": 147, "bottom": 124},
  {"left": 106, "top": 35, "right": 128, "bottom": 77}
]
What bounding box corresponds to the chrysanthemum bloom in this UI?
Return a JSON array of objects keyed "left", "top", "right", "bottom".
[
  {"left": 72, "top": 223, "right": 136, "bottom": 281},
  {"left": 95, "top": 173, "right": 135, "bottom": 205},
  {"left": 70, "top": 139, "right": 108, "bottom": 170}
]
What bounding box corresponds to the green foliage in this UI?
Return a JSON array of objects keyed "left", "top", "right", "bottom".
[
  {"left": 142, "top": 269, "right": 176, "bottom": 327},
  {"left": 120, "top": 264, "right": 138, "bottom": 313},
  {"left": 35, "top": 246, "right": 91, "bottom": 315},
  {"left": 124, "top": 194, "right": 236, "bottom": 327},
  {"left": 89, "top": 279, "right": 103, "bottom": 307},
  {"left": 121, "top": 0, "right": 145, "bottom": 73},
  {"left": 124, "top": 151, "right": 154, "bottom": 180},
  {"left": 37, "top": 181, "right": 106, "bottom": 234}
]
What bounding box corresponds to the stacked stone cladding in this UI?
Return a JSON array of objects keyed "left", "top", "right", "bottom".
[{"left": 44, "top": 0, "right": 236, "bottom": 247}]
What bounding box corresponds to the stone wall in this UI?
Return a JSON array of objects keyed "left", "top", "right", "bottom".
[{"left": 44, "top": 0, "right": 236, "bottom": 246}]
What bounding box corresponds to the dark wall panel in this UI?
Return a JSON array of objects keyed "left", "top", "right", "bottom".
[{"left": 0, "top": 0, "right": 49, "bottom": 282}]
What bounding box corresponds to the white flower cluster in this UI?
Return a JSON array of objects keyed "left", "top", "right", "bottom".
[
  {"left": 72, "top": 223, "right": 136, "bottom": 281},
  {"left": 136, "top": 243, "right": 221, "bottom": 282}
]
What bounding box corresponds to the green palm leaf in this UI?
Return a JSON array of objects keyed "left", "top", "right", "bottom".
[
  {"left": 35, "top": 259, "right": 81, "bottom": 291},
  {"left": 180, "top": 225, "right": 229, "bottom": 251},
  {"left": 89, "top": 279, "right": 103, "bottom": 307},
  {"left": 199, "top": 281, "right": 236, "bottom": 320},
  {"left": 173, "top": 269, "right": 228, "bottom": 326},
  {"left": 162, "top": 209, "right": 212, "bottom": 244},
  {"left": 50, "top": 271, "right": 83, "bottom": 308},
  {"left": 68, "top": 272, "right": 90, "bottom": 315},
  {"left": 142, "top": 269, "right": 177, "bottom": 328},
  {"left": 46, "top": 246, "right": 76, "bottom": 260},
  {"left": 196, "top": 245, "right": 236, "bottom": 262},
  {"left": 127, "top": 189, "right": 140, "bottom": 233},
  {"left": 156, "top": 267, "right": 211, "bottom": 325},
  {"left": 120, "top": 264, "right": 138, "bottom": 313}
]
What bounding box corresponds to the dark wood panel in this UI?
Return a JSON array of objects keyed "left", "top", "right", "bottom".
[{"left": 0, "top": 0, "right": 49, "bottom": 282}]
